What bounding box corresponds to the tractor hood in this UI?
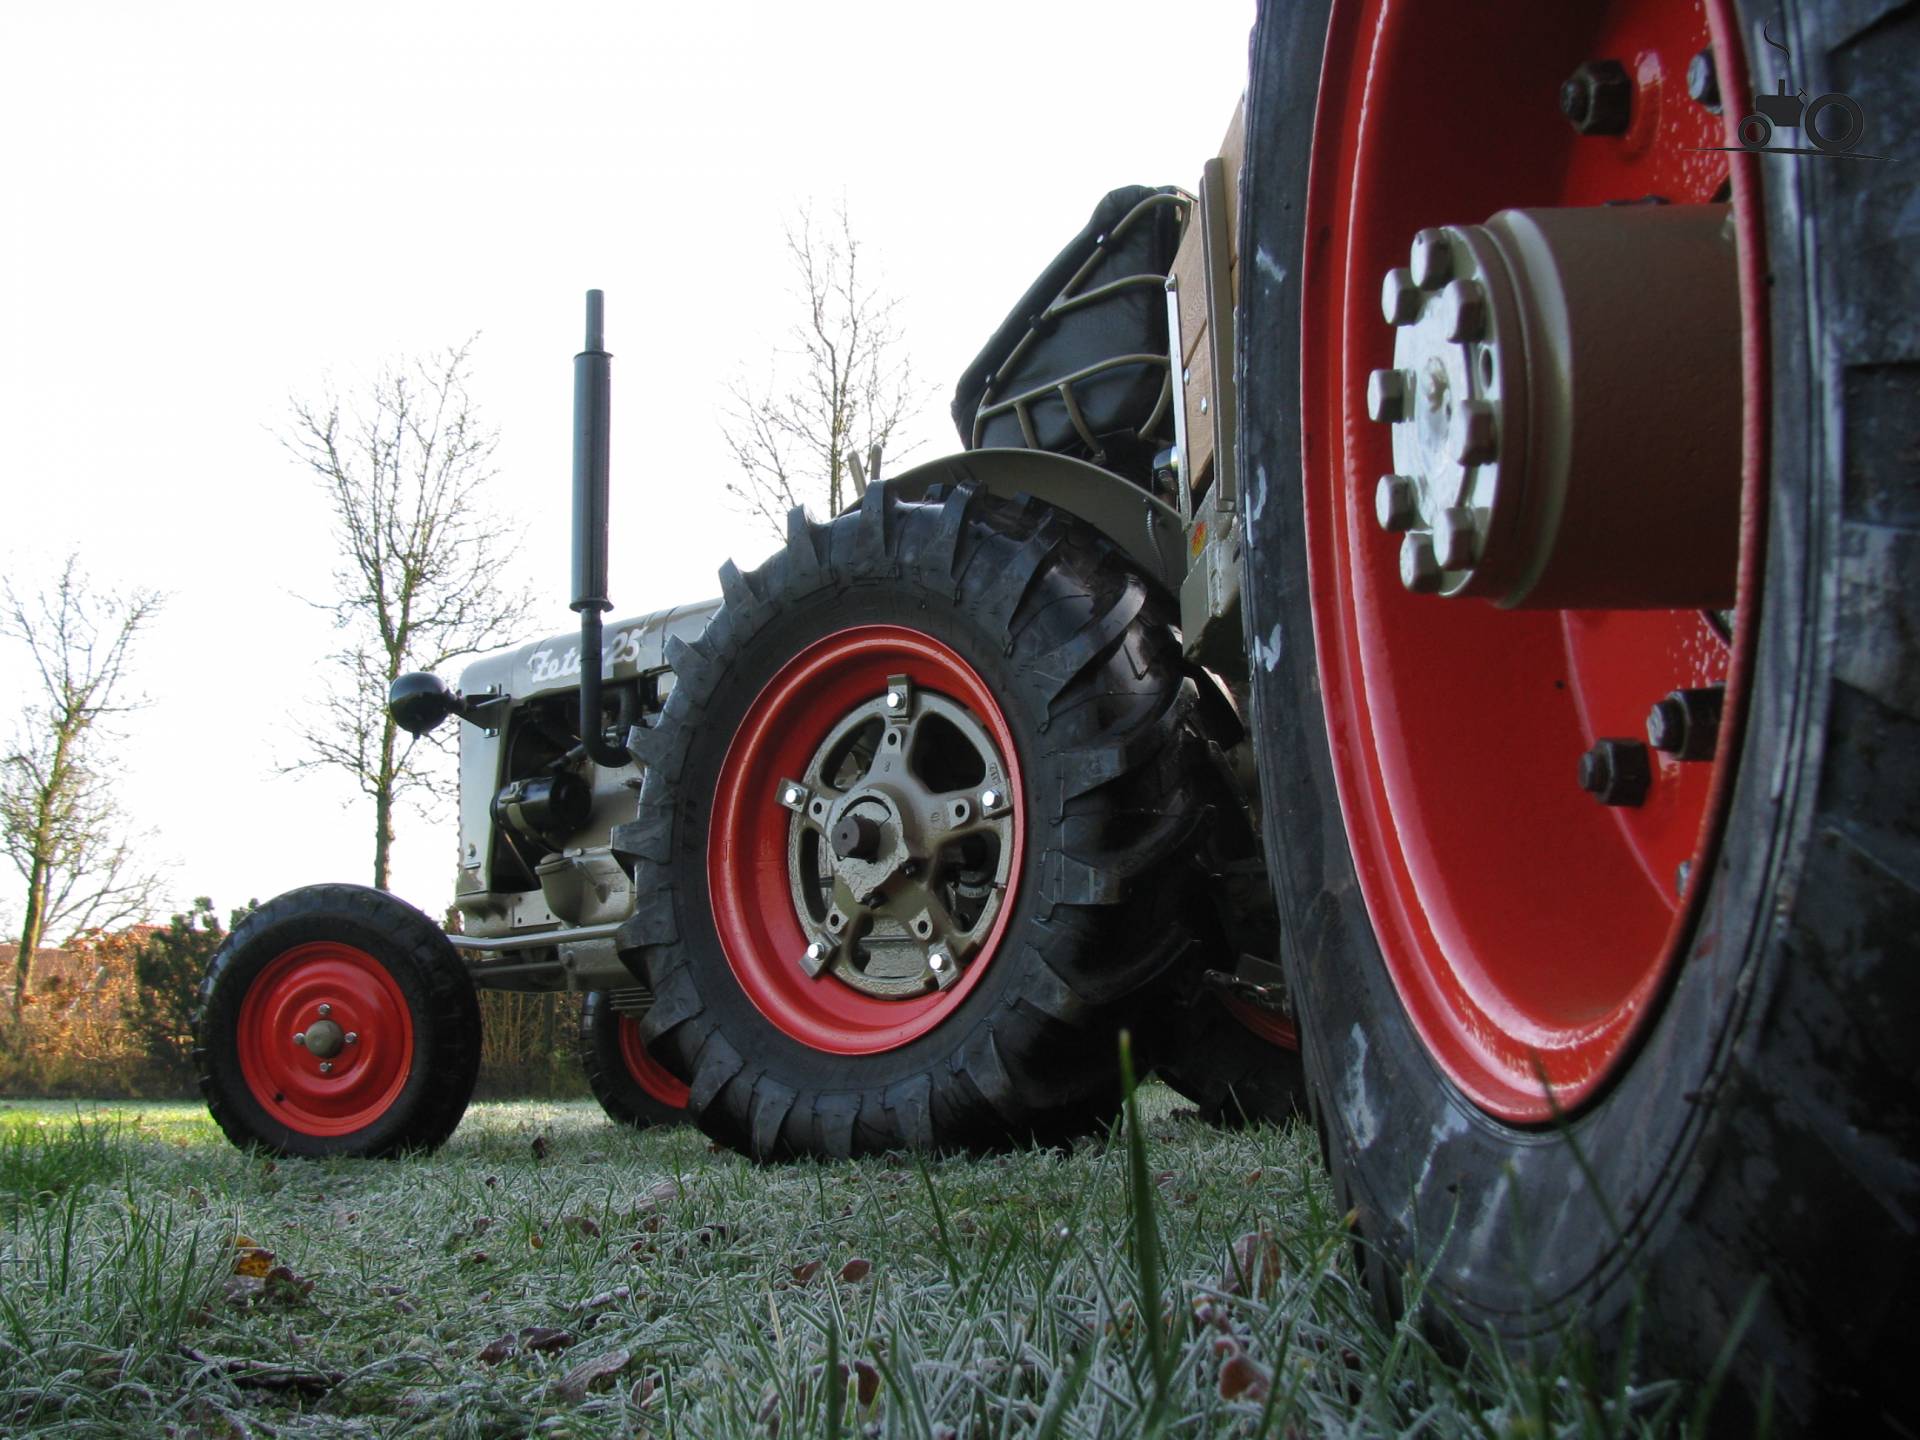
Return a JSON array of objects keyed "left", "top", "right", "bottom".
[{"left": 457, "top": 597, "right": 721, "bottom": 705}]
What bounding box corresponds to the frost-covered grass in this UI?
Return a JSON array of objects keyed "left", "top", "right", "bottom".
[{"left": 0, "top": 1079, "right": 1704, "bottom": 1437}]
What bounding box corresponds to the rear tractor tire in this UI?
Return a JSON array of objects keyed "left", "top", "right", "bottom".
[
  {"left": 579, "top": 989, "right": 690, "bottom": 1130},
  {"left": 615, "top": 485, "right": 1224, "bottom": 1159},
  {"left": 194, "top": 884, "right": 481, "bottom": 1158}
]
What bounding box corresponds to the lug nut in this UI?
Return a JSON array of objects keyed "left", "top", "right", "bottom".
[
  {"left": 1646, "top": 686, "right": 1724, "bottom": 761},
  {"left": 1399, "top": 534, "right": 1444, "bottom": 594},
  {"left": 1560, "top": 59, "right": 1633, "bottom": 136},
  {"left": 979, "top": 788, "right": 999, "bottom": 811},
  {"left": 1434, "top": 278, "right": 1487, "bottom": 342},
  {"left": 1578, "top": 739, "right": 1652, "bottom": 807},
  {"left": 317, "top": 1004, "right": 331, "bottom": 1018},
  {"left": 319, "top": 1061, "right": 334, "bottom": 1075},
  {"left": 1449, "top": 401, "right": 1499, "bottom": 466},
  {"left": 1434, "top": 507, "right": 1479, "bottom": 570},
  {"left": 1367, "top": 368, "right": 1411, "bottom": 423},
  {"left": 1687, "top": 50, "right": 1720, "bottom": 111},
  {"left": 1375, "top": 475, "right": 1420, "bottom": 533},
  {"left": 885, "top": 692, "right": 902, "bottom": 710},
  {"left": 344, "top": 1032, "right": 358, "bottom": 1046},
  {"left": 1409, "top": 229, "right": 1455, "bottom": 289},
  {"left": 783, "top": 785, "right": 802, "bottom": 806},
  {"left": 801, "top": 941, "right": 828, "bottom": 976},
  {"left": 1381, "top": 267, "right": 1423, "bottom": 325},
  {"left": 928, "top": 951, "right": 948, "bottom": 972},
  {"left": 293, "top": 1031, "right": 308, "bottom": 1048}
]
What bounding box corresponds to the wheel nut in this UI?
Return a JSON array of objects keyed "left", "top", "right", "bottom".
[
  {"left": 979, "top": 788, "right": 999, "bottom": 811},
  {"left": 1578, "top": 739, "right": 1652, "bottom": 806},
  {"left": 317, "top": 1004, "right": 331, "bottom": 1018},
  {"left": 1561, "top": 59, "right": 1633, "bottom": 136},
  {"left": 1399, "top": 533, "right": 1444, "bottom": 594},
  {"left": 1367, "top": 368, "right": 1411, "bottom": 423},
  {"left": 783, "top": 785, "right": 802, "bottom": 806},
  {"left": 1434, "top": 279, "right": 1487, "bottom": 343},
  {"left": 319, "top": 1061, "right": 334, "bottom": 1075},
  {"left": 1646, "top": 686, "right": 1724, "bottom": 761},
  {"left": 344, "top": 1032, "right": 358, "bottom": 1046},
  {"left": 801, "top": 941, "right": 828, "bottom": 976},
  {"left": 1381, "top": 267, "right": 1423, "bottom": 326},
  {"left": 1449, "top": 401, "right": 1499, "bottom": 465},
  {"left": 885, "top": 692, "right": 902, "bottom": 710},
  {"left": 1434, "top": 507, "right": 1479, "bottom": 570},
  {"left": 293, "top": 1031, "right": 307, "bottom": 1047},
  {"left": 1375, "top": 475, "right": 1420, "bottom": 533},
  {"left": 1409, "top": 229, "right": 1454, "bottom": 289}
]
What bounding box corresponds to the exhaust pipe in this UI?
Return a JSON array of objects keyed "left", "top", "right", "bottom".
[{"left": 572, "top": 290, "right": 630, "bottom": 768}]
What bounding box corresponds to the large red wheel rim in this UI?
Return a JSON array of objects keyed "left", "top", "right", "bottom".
[
  {"left": 708, "top": 624, "right": 1026, "bottom": 1054},
  {"left": 617, "top": 1013, "right": 690, "bottom": 1108},
  {"left": 236, "top": 942, "right": 416, "bottom": 1136},
  {"left": 1298, "top": 0, "right": 1766, "bottom": 1120}
]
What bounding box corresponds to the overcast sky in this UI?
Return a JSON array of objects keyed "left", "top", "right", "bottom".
[{"left": 0, "top": 0, "right": 1256, "bottom": 933}]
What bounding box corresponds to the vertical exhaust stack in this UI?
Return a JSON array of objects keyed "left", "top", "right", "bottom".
[{"left": 572, "top": 290, "right": 630, "bottom": 768}]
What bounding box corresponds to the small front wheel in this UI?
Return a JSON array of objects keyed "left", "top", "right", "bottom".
[
  {"left": 194, "top": 884, "right": 481, "bottom": 1157},
  {"left": 579, "top": 989, "right": 689, "bottom": 1130}
]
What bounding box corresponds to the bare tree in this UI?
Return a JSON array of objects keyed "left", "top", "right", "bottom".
[
  {"left": 283, "top": 340, "right": 533, "bottom": 891},
  {"left": 2, "top": 557, "right": 166, "bottom": 1017},
  {"left": 722, "top": 200, "right": 929, "bottom": 538}
]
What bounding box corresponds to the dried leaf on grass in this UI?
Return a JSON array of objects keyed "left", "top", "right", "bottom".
[
  {"left": 837, "top": 1257, "right": 871, "bottom": 1283},
  {"left": 788, "top": 1259, "right": 823, "bottom": 1286},
  {"left": 478, "top": 1327, "right": 579, "bottom": 1364},
  {"left": 1218, "top": 1350, "right": 1272, "bottom": 1401},
  {"left": 552, "top": 1347, "right": 632, "bottom": 1402},
  {"left": 180, "top": 1345, "right": 342, "bottom": 1397},
  {"left": 531, "top": 1133, "right": 552, "bottom": 1161},
  {"left": 576, "top": 1285, "right": 631, "bottom": 1313},
  {"left": 1221, "top": 1228, "right": 1284, "bottom": 1298}
]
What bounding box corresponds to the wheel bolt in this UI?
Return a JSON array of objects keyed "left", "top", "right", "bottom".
[
  {"left": 1434, "top": 507, "right": 1479, "bottom": 570},
  {"left": 1449, "top": 401, "right": 1499, "bottom": 465},
  {"left": 1646, "top": 686, "right": 1724, "bottom": 761},
  {"left": 979, "top": 788, "right": 999, "bottom": 811},
  {"left": 1375, "top": 475, "right": 1419, "bottom": 532},
  {"left": 1381, "top": 267, "right": 1423, "bottom": 325},
  {"left": 317, "top": 1004, "right": 331, "bottom": 1018},
  {"left": 801, "top": 941, "right": 828, "bottom": 977},
  {"left": 293, "top": 1031, "right": 308, "bottom": 1048},
  {"left": 1578, "top": 739, "right": 1652, "bottom": 807},
  {"left": 1560, "top": 59, "right": 1633, "bottom": 136},
  {"left": 1367, "top": 368, "right": 1411, "bottom": 423},
  {"left": 783, "top": 785, "right": 802, "bottom": 806},
  {"left": 1435, "top": 279, "right": 1487, "bottom": 343},
  {"left": 344, "top": 1032, "right": 358, "bottom": 1046},
  {"left": 1399, "top": 534, "right": 1444, "bottom": 594},
  {"left": 1409, "top": 229, "right": 1455, "bottom": 289},
  {"left": 1687, "top": 50, "right": 1720, "bottom": 111},
  {"left": 319, "top": 1061, "right": 334, "bottom": 1075}
]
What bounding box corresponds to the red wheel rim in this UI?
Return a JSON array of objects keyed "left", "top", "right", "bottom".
[
  {"left": 708, "top": 624, "right": 1025, "bottom": 1054},
  {"left": 1299, "top": 0, "right": 1765, "bottom": 1120},
  {"left": 617, "top": 1013, "right": 690, "bottom": 1108},
  {"left": 236, "top": 942, "right": 415, "bottom": 1136}
]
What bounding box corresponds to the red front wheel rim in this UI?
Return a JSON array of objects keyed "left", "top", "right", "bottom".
[
  {"left": 236, "top": 942, "right": 416, "bottom": 1136},
  {"left": 708, "top": 624, "right": 1025, "bottom": 1055},
  {"left": 1299, "top": 0, "right": 1765, "bottom": 1121},
  {"left": 617, "top": 1013, "right": 690, "bottom": 1108}
]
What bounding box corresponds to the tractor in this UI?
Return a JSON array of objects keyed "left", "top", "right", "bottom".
[{"left": 192, "top": 0, "right": 1916, "bottom": 1428}]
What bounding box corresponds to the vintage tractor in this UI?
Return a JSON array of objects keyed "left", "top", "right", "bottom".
[{"left": 194, "top": 0, "right": 1914, "bottom": 1426}]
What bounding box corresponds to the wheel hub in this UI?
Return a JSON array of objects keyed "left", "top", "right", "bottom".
[{"left": 1370, "top": 204, "right": 1742, "bottom": 609}]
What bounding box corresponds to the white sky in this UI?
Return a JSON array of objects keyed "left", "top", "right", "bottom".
[{"left": 0, "top": 0, "right": 1255, "bottom": 931}]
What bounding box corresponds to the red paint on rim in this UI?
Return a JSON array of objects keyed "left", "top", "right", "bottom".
[
  {"left": 1224, "top": 996, "right": 1300, "bottom": 1052},
  {"left": 1298, "top": 0, "right": 1762, "bottom": 1120},
  {"left": 708, "top": 625, "right": 1025, "bottom": 1054},
  {"left": 618, "top": 1013, "right": 690, "bottom": 1108},
  {"left": 236, "top": 942, "right": 415, "bottom": 1136}
]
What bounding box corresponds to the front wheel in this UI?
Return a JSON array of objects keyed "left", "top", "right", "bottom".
[
  {"left": 194, "top": 884, "right": 481, "bottom": 1158},
  {"left": 579, "top": 989, "right": 689, "bottom": 1129}
]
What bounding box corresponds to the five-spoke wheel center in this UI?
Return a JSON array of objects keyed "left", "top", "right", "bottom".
[{"left": 777, "top": 674, "right": 1016, "bottom": 1000}]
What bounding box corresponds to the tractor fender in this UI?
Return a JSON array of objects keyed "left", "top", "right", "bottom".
[{"left": 885, "top": 449, "right": 1187, "bottom": 595}]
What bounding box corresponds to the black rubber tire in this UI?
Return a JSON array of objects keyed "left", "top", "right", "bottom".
[
  {"left": 614, "top": 485, "right": 1220, "bottom": 1159},
  {"left": 1150, "top": 994, "right": 1309, "bottom": 1128},
  {"left": 579, "top": 990, "right": 687, "bottom": 1130},
  {"left": 193, "top": 883, "right": 481, "bottom": 1158},
  {"left": 1238, "top": 0, "right": 1919, "bottom": 1430}
]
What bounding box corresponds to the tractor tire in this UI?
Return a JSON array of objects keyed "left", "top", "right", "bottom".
[
  {"left": 1239, "top": 0, "right": 1918, "bottom": 1430},
  {"left": 1150, "top": 992, "right": 1308, "bottom": 1129},
  {"left": 194, "top": 884, "right": 481, "bottom": 1158},
  {"left": 614, "top": 485, "right": 1219, "bottom": 1159},
  {"left": 579, "top": 989, "right": 689, "bottom": 1130}
]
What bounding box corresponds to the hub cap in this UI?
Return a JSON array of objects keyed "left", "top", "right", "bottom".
[
  {"left": 237, "top": 942, "right": 414, "bottom": 1135},
  {"left": 709, "top": 625, "right": 1025, "bottom": 1054},
  {"left": 1300, "top": 0, "right": 1765, "bottom": 1121}
]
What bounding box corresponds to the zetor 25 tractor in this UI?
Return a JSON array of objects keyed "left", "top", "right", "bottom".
[{"left": 194, "top": 0, "right": 1914, "bottom": 1427}]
